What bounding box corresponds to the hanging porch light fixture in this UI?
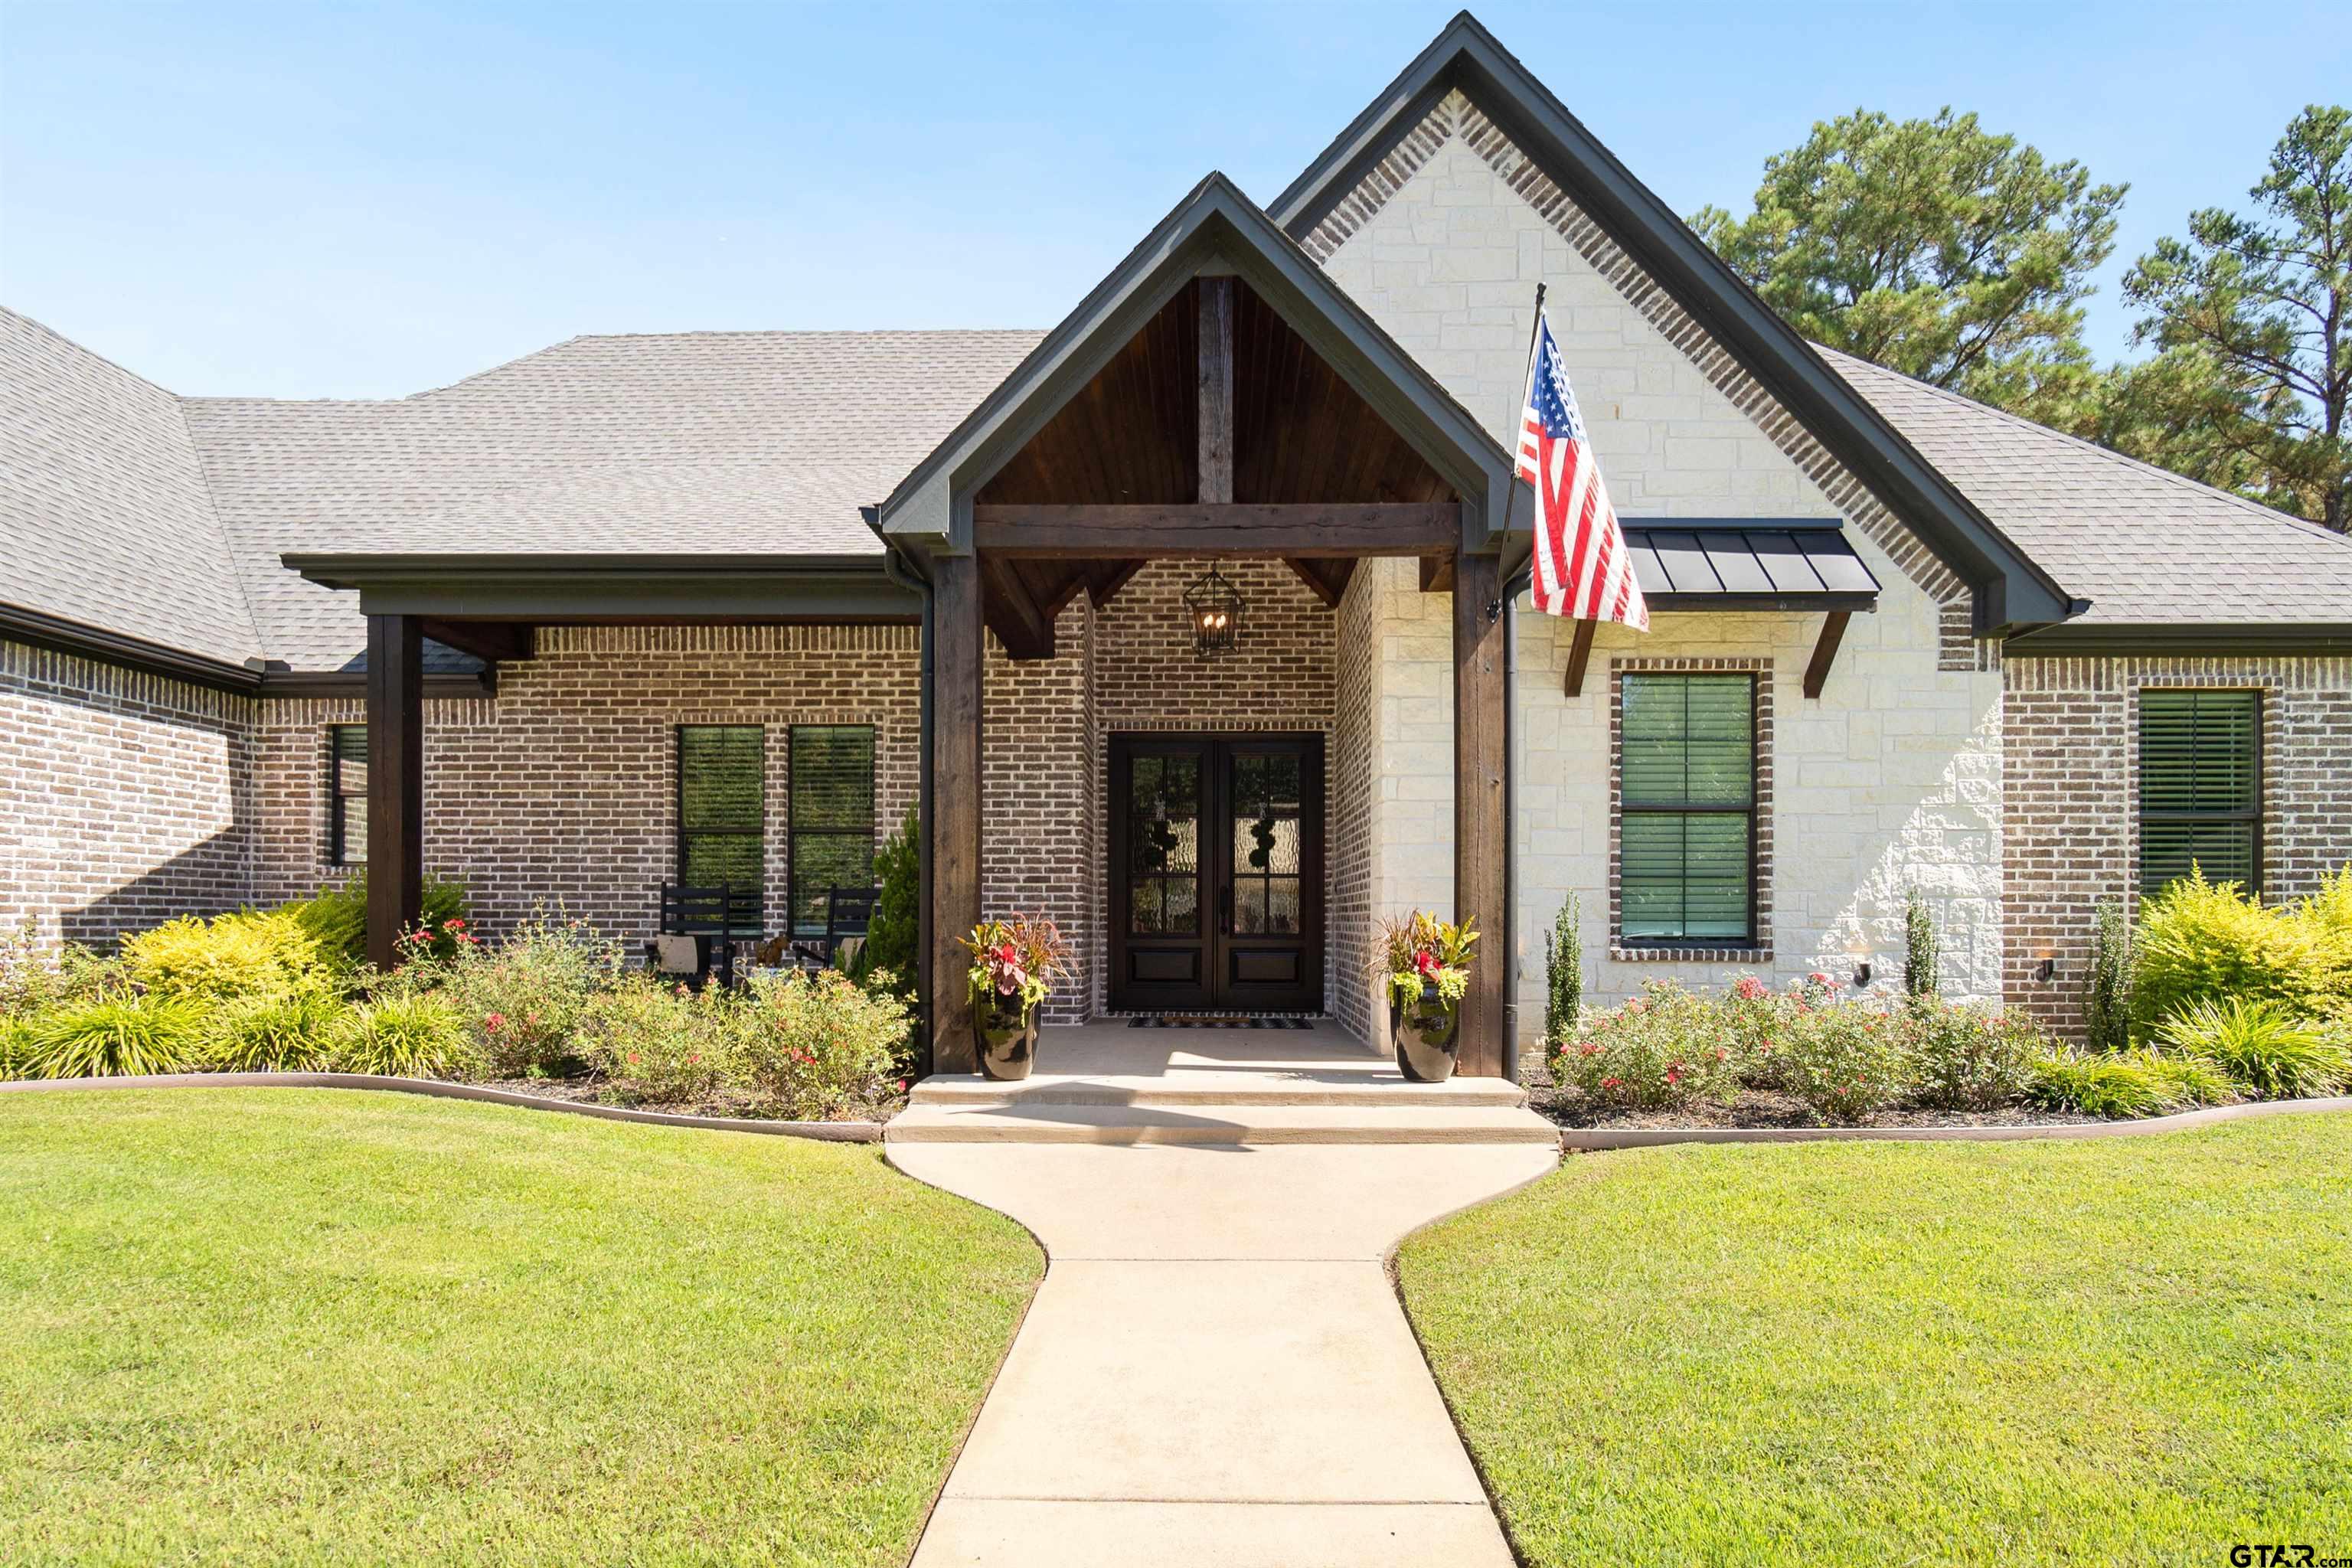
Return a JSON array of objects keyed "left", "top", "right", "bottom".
[{"left": 1183, "top": 564, "right": 1244, "bottom": 659}]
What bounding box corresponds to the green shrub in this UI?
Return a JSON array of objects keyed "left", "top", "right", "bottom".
[
  {"left": 1903, "top": 998, "right": 2042, "bottom": 1111},
  {"left": 1548, "top": 981, "right": 1739, "bottom": 1112},
  {"left": 2152, "top": 996, "right": 2350, "bottom": 1099},
  {"left": 0, "top": 1014, "right": 28, "bottom": 1077},
  {"left": 122, "top": 910, "right": 333, "bottom": 1002},
  {"left": 2084, "top": 898, "right": 2135, "bottom": 1053},
  {"left": 283, "top": 873, "right": 469, "bottom": 965},
  {"left": 21, "top": 995, "right": 207, "bottom": 1078},
  {"left": 848, "top": 808, "right": 920, "bottom": 1001},
  {"left": 2031, "top": 1047, "right": 2237, "bottom": 1119},
  {"left": 1903, "top": 887, "right": 1939, "bottom": 998},
  {"left": 732, "top": 969, "right": 911, "bottom": 1117},
  {"left": 415, "top": 911, "right": 619, "bottom": 1076},
  {"left": 197, "top": 990, "right": 344, "bottom": 1072},
  {"left": 577, "top": 975, "right": 732, "bottom": 1106},
  {"left": 2131, "top": 868, "right": 2352, "bottom": 1031},
  {"left": 1776, "top": 995, "right": 1909, "bottom": 1124},
  {"left": 1543, "top": 892, "right": 1583, "bottom": 1046},
  {"left": 324, "top": 991, "right": 470, "bottom": 1077}
]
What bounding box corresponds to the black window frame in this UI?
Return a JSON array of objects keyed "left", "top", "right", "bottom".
[
  {"left": 786, "top": 724, "right": 877, "bottom": 940},
  {"left": 2137, "top": 688, "right": 2263, "bottom": 901},
  {"left": 1617, "top": 671, "right": 1759, "bottom": 946},
  {"left": 328, "top": 724, "right": 366, "bottom": 867},
  {"left": 675, "top": 725, "right": 767, "bottom": 906}
]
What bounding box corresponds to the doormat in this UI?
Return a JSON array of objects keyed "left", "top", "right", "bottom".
[{"left": 1125, "top": 1015, "right": 1315, "bottom": 1030}]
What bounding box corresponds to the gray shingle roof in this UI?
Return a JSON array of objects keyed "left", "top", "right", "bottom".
[
  {"left": 180, "top": 330, "right": 1041, "bottom": 669},
  {"left": 2, "top": 308, "right": 260, "bottom": 665},
  {"left": 1821, "top": 347, "right": 2352, "bottom": 627},
  {"left": 12, "top": 305, "right": 2352, "bottom": 674}
]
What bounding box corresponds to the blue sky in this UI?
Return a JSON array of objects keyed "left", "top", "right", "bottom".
[{"left": 3, "top": 2, "right": 2344, "bottom": 399}]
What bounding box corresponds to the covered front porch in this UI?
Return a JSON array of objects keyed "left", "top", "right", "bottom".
[{"left": 884, "top": 175, "right": 1527, "bottom": 1079}]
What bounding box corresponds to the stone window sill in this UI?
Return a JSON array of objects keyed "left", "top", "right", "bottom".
[{"left": 1610, "top": 945, "right": 1773, "bottom": 965}]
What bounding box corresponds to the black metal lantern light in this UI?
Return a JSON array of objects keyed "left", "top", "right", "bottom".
[{"left": 1184, "top": 564, "right": 1244, "bottom": 659}]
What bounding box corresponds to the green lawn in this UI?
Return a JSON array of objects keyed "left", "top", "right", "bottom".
[
  {"left": 1399, "top": 1116, "right": 2352, "bottom": 1568},
  {"left": 0, "top": 1089, "right": 1041, "bottom": 1566}
]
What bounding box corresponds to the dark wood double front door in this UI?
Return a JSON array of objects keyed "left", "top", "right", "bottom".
[{"left": 1109, "top": 733, "right": 1325, "bottom": 1014}]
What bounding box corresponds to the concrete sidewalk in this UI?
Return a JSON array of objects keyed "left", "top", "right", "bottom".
[{"left": 888, "top": 1141, "right": 1557, "bottom": 1566}]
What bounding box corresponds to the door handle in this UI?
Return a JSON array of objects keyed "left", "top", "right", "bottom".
[{"left": 1219, "top": 884, "right": 1233, "bottom": 936}]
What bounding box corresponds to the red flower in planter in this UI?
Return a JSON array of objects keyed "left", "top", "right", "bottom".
[
  {"left": 1666, "top": 1063, "right": 1683, "bottom": 1085},
  {"left": 485, "top": 1013, "right": 505, "bottom": 1034},
  {"left": 1805, "top": 972, "right": 1831, "bottom": 987},
  {"left": 1600, "top": 1075, "right": 1623, "bottom": 1090},
  {"left": 1625, "top": 998, "right": 1646, "bottom": 1015},
  {"left": 1734, "top": 976, "right": 1767, "bottom": 1001},
  {"left": 1579, "top": 1042, "right": 1601, "bottom": 1057},
  {"left": 1713, "top": 1046, "right": 1729, "bottom": 1062}
]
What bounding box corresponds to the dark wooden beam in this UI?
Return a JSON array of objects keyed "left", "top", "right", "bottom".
[
  {"left": 928, "top": 556, "right": 985, "bottom": 1073},
  {"left": 979, "top": 555, "right": 1056, "bottom": 661},
  {"left": 417, "top": 619, "right": 534, "bottom": 664},
  {"left": 974, "top": 502, "right": 1458, "bottom": 558},
  {"left": 1803, "top": 609, "right": 1851, "bottom": 699},
  {"left": 1197, "top": 276, "right": 1234, "bottom": 505},
  {"left": 364, "top": 613, "right": 424, "bottom": 972},
  {"left": 1282, "top": 557, "right": 1355, "bottom": 609},
  {"left": 1452, "top": 552, "right": 1509, "bottom": 1080},
  {"left": 1562, "top": 617, "right": 1596, "bottom": 697},
  {"left": 1418, "top": 554, "right": 1455, "bottom": 593},
  {"left": 1086, "top": 560, "right": 1148, "bottom": 609}
]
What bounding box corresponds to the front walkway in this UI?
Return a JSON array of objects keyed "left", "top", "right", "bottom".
[{"left": 887, "top": 1020, "right": 1557, "bottom": 1566}]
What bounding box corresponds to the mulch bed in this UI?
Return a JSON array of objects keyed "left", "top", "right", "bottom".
[
  {"left": 1520, "top": 1068, "right": 2105, "bottom": 1132},
  {"left": 475, "top": 1076, "right": 900, "bottom": 1125}
]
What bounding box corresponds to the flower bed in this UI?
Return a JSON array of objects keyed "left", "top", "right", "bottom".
[
  {"left": 0, "top": 904, "right": 913, "bottom": 1122},
  {"left": 1541, "top": 969, "right": 2347, "bottom": 1131}
]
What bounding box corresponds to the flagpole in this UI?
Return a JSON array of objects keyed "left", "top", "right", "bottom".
[{"left": 1499, "top": 281, "right": 1544, "bottom": 1085}]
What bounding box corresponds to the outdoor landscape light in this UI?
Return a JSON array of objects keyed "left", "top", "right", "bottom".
[
  {"left": 1184, "top": 564, "right": 1244, "bottom": 659},
  {"left": 2035, "top": 957, "right": 2057, "bottom": 983},
  {"left": 1852, "top": 962, "right": 1872, "bottom": 988}
]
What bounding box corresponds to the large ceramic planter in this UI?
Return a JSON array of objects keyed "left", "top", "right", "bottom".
[
  {"left": 973, "top": 995, "right": 1040, "bottom": 1081},
  {"left": 1388, "top": 985, "right": 1461, "bottom": 1083}
]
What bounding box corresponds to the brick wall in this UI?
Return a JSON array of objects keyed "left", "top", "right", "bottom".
[
  {"left": 1, "top": 639, "right": 256, "bottom": 946},
  {"left": 250, "top": 626, "right": 923, "bottom": 945},
  {"left": 2004, "top": 654, "right": 2352, "bottom": 1037}
]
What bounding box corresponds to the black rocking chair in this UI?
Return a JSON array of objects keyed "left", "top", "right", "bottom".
[{"left": 649, "top": 883, "right": 763, "bottom": 988}]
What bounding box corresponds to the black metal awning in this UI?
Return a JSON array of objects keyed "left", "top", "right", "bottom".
[{"left": 1623, "top": 521, "right": 1879, "bottom": 611}]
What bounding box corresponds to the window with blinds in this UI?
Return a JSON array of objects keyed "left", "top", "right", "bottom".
[
  {"left": 2138, "top": 689, "right": 2261, "bottom": 899},
  {"left": 789, "top": 726, "right": 876, "bottom": 938},
  {"left": 328, "top": 725, "right": 367, "bottom": 865},
  {"left": 677, "top": 727, "right": 766, "bottom": 902},
  {"left": 1619, "top": 673, "right": 1756, "bottom": 942}
]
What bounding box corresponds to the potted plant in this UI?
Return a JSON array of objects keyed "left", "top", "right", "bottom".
[
  {"left": 960, "top": 913, "right": 1073, "bottom": 1080},
  {"left": 1378, "top": 910, "right": 1478, "bottom": 1082}
]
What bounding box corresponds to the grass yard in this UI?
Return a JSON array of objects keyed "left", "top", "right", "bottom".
[
  {"left": 0, "top": 1089, "right": 1041, "bottom": 1566},
  {"left": 1399, "top": 1115, "right": 2352, "bottom": 1568}
]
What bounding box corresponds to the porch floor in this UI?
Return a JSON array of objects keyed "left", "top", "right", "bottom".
[{"left": 895, "top": 1016, "right": 1553, "bottom": 1141}]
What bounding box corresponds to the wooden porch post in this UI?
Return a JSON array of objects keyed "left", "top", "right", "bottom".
[
  {"left": 364, "top": 612, "right": 424, "bottom": 972},
  {"left": 1452, "top": 550, "right": 1508, "bottom": 1078},
  {"left": 929, "top": 554, "right": 985, "bottom": 1073}
]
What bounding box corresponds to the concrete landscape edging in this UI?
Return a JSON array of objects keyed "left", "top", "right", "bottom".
[
  {"left": 0, "top": 1071, "right": 887, "bottom": 1142},
  {"left": 1557, "top": 1094, "right": 2352, "bottom": 1151}
]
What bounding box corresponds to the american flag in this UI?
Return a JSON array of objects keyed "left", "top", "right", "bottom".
[{"left": 1517, "top": 312, "right": 1648, "bottom": 630}]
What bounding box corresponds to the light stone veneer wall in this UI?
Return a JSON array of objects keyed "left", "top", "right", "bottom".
[{"left": 1317, "top": 90, "right": 2006, "bottom": 1056}]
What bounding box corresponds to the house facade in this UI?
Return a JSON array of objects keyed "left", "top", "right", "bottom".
[{"left": 7, "top": 15, "right": 2350, "bottom": 1076}]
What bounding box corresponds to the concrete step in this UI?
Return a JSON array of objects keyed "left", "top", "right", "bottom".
[
  {"left": 911, "top": 1072, "right": 1528, "bottom": 1111},
  {"left": 884, "top": 1101, "right": 1560, "bottom": 1147}
]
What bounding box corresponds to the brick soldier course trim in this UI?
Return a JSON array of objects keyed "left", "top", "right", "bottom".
[{"left": 1606, "top": 655, "right": 1776, "bottom": 965}]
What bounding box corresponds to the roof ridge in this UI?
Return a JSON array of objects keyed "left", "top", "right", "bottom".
[
  {"left": 174, "top": 397, "right": 268, "bottom": 659},
  {"left": 1, "top": 305, "right": 184, "bottom": 397},
  {"left": 1816, "top": 345, "right": 2352, "bottom": 552}
]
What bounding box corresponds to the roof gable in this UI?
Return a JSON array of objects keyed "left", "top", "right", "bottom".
[
  {"left": 878, "top": 172, "right": 1515, "bottom": 550},
  {"left": 1271, "top": 11, "right": 2076, "bottom": 632}
]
